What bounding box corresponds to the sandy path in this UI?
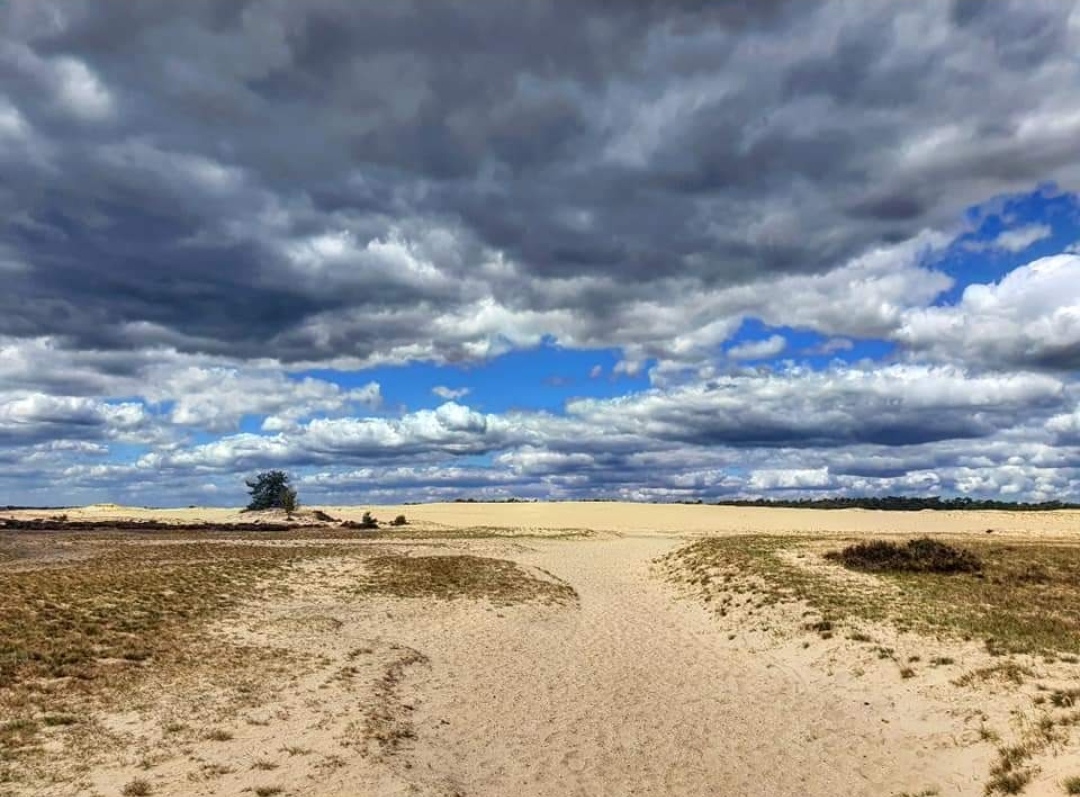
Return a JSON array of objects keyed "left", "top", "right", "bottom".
[{"left": 384, "top": 535, "right": 979, "bottom": 797}]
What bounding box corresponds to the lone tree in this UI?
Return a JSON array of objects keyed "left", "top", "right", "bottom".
[{"left": 245, "top": 470, "right": 297, "bottom": 511}]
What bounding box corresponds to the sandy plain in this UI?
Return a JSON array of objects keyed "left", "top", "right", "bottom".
[{"left": 2, "top": 502, "right": 1080, "bottom": 797}]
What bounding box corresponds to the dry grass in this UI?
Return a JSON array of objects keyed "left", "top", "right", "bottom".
[
  {"left": 0, "top": 539, "right": 349, "bottom": 687},
  {"left": 662, "top": 535, "right": 1080, "bottom": 656},
  {"left": 352, "top": 645, "right": 428, "bottom": 757},
  {"left": 0, "top": 530, "right": 369, "bottom": 786},
  {"left": 366, "top": 525, "right": 593, "bottom": 541},
  {"left": 352, "top": 554, "right": 578, "bottom": 605},
  {"left": 985, "top": 743, "right": 1038, "bottom": 795},
  {"left": 953, "top": 663, "right": 1035, "bottom": 688}
]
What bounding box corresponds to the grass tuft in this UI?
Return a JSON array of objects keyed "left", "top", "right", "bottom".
[
  {"left": 985, "top": 744, "right": 1037, "bottom": 795},
  {"left": 121, "top": 778, "right": 153, "bottom": 796}
]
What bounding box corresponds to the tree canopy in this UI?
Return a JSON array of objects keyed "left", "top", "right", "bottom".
[{"left": 245, "top": 470, "right": 297, "bottom": 512}]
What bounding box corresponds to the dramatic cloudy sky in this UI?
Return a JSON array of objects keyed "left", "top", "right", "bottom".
[{"left": 3, "top": 0, "right": 1080, "bottom": 506}]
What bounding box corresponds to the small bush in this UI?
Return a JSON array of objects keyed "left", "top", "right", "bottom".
[
  {"left": 342, "top": 511, "right": 379, "bottom": 531},
  {"left": 122, "top": 779, "right": 153, "bottom": 796},
  {"left": 280, "top": 488, "right": 299, "bottom": 517},
  {"left": 825, "top": 537, "right": 982, "bottom": 575},
  {"left": 390, "top": 515, "right": 407, "bottom": 527}
]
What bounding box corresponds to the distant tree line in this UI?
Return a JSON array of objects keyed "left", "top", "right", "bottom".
[
  {"left": 707, "top": 496, "right": 1080, "bottom": 511},
  {"left": 443, "top": 495, "right": 1078, "bottom": 510}
]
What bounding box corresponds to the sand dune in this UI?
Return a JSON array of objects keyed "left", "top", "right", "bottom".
[
  {"left": 12, "top": 500, "right": 1080, "bottom": 537},
  {"left": 4, "top": 503, "right": 1080, "bottom": 796}
]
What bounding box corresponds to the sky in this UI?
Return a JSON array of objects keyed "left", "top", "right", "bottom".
[{"left": 2, "top": 1, "right": 1080, "bottom": 507}]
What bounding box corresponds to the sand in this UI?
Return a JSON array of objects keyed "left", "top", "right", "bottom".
[
  {"left": 5, "top": 503, "right": 1080, "bottom": 796},
  {"left": 16, "top": 500, "right": 1080, "bottom": 537}
]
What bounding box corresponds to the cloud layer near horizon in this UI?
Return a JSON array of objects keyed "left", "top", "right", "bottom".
[{"left": 3, "top": 1, "right": 1080, "bottom": 505}]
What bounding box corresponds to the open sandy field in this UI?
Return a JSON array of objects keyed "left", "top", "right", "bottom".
[{"left": 3, "top": 503, "right": 1080, "bottom": 796}]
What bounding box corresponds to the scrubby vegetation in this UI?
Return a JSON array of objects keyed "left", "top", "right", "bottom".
[
  {"left": 663, "top": 535, "right": 1080, "bottom": 656},
  {"left": 342, "top": 511, "right": 379, "bottom": 530},
  {"left": 824, "top": 537, "right": 982, "bottom": 574}
]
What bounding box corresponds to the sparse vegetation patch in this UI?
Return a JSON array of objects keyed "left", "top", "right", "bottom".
[
  {"left": 0, "top": 533, "right": 357, "bottom": 785},
  {"left": 953, "top": 662, "right": 1034, "bottom": 688},
  {"left": 663, "top": 535, "right": 1080, "bottom": 656},
  {"left": 353, "top": 555, "right": 577, "bottom": 605}
]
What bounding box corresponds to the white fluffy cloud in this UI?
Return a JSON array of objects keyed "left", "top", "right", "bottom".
[
  {"left": 146, "top": 366, "right": 381, "bottom": 432},
  {"left": 749, "top": 467, "right": 833, "bottom": 491},
  {"left": 728, "top": 335, "right": 787, "bottom": 361},
  {"left": 565, "top": 364, "right": 1064, "bottom": 449},
  {"left": 0, "top": 393, "right": 150, "bottom": 444},
  {"left": 980, "top": 224, "right": 1052, "bottom": 253},
  {"left": 432, "top": 385, "right": 471, "bottom": 400},
  {"left": 897, "top": 254, "right": 1080, "bottom": 368}
]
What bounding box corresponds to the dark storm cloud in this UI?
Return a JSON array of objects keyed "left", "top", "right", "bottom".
[{"left": 3, "top": 0, "right": 1080, "bottom": 363}]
